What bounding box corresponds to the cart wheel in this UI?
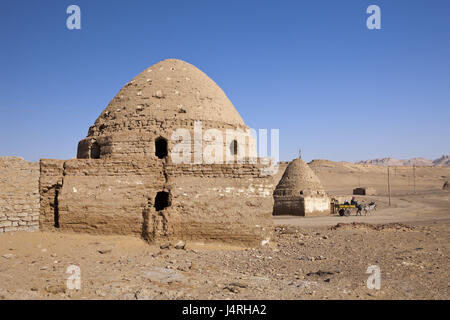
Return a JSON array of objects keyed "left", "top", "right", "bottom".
[
  {"left": 339, "top": 209, "right": 345, "bottom": 216},
  {"left": 344, "top": 209, "right": 351, "bottom": 217}
]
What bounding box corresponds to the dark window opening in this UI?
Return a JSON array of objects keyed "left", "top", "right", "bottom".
[
  {"left": 155, "top": 137, "right": 168, "bottom": 159},
  {"left": 154, "top": 191, "right": 171, "bottom": 211},
  {"left": 90, "top": 141, "right": 100, "bottom": 159},
  {"left": 54, "top": 188, "right": 60, "bottom": 228},
  {"left": 230, "top": 140, "right": 238, "bottom": 155}
]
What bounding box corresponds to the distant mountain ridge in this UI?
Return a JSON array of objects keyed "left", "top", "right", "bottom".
[{"left": 356, "top": 155, "right": 450, "bottom": 167}]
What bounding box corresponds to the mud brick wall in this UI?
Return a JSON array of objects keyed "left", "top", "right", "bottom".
[
  {"left": 40, "top": 158, "right": 166, "bottom": 235},
  {"left": 78, "top": 124, "right": 258, "bottom": 163},
  {"left": 39, "top": 159, "right": 65, "bottom": 230},
  {"left": 0, "top": 157, "right": 40, "bottom": 233},
  {"left": 165, "top": 174, "right": 274, "bottom": 245},
  {"left": 40, "top": 157, "right": 274, "bottom": 245}
]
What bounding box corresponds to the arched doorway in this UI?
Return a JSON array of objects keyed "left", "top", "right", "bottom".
[{"left": 230, "top": 139, "right": 238, "bottom": 156}]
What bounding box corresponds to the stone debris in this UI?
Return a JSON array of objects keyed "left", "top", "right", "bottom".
[
  {"left": 44, "top": 284, "right": 66, "bottom": 295},
  {"left": 331, "top": 222, "right": 415, "bottom": 232},
  {"left": 174, "top": 241, "right": 186, "bottom": 250},
  {"left": 306, "top": 270, "right": 335, "bottom": 277},
  {"left": 0, "top": 222, "right": 449, "bottom": 299},
  {"left": 298, "top": 256, "right": 326, "bottom": 261},
  {"left": 143, "top": 267, "right": 185, "bottom": 283}
]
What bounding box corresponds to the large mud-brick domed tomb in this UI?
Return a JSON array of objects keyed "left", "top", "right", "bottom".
[{"left": 39, "top": 59, "right": 274, "bottom": 245}]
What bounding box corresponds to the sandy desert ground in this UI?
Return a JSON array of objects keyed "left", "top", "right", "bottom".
[{"left": 0, "top": 161, "right": 449, "bottom": 300}]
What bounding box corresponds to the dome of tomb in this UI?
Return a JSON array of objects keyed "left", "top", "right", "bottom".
[
  {"left": 86, "top": 58, "right": 247, "bottom": 137},
  {"left": 274, "top": 158, "right": 327, "bottom": 197}
]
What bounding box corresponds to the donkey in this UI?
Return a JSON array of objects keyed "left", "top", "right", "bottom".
[
  {"left": 356, "top": 202, "right": 377, "bottom": 216},
  {"left": 365, "top": 202, "right": 377, "bottom": 215}
]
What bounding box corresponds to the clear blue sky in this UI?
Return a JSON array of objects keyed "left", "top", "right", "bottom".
[{"left": 1, "top": 0, "right": 449, "bottom": 162}]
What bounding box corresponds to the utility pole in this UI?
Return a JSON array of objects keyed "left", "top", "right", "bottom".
[
  {"left": 387, "top": 166, "right": 391, "bottom": 206},
  {"left": 413, "top": 165, "right": 416, "bottom": 193}
]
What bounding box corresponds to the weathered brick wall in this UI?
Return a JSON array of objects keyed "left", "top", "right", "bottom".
[
  {"left": 39, "top": 159, "right": 65, "bottom": 230},
  {"left": 78, "top": 122, "right": 257, "bottom": 161},
  {"left": 40, "top": 158, "right": 166, "bottom": 235},
  {"left": 0, "top": 157, "right": 40, "bottom": 233},
  {"left": 165, "top": 175, "right": 274, "bottom": 245},
  {"left": 40, "top": 157, "right": 274, "bottom": 245}
]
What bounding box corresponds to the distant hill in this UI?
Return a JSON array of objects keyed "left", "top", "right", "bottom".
[
  {"left": 432, "top": 155, "right": 450, "bottom": 166},
  {"left": 356, "top": 155, "right": 449, "bottom": 167}
]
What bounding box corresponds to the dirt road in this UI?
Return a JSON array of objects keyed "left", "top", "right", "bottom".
[{"left": 275, "top": 191, "right": 450, "bottom": 228}]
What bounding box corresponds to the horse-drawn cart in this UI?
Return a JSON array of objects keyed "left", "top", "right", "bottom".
[
  {"left": 330, "top": 198, "right": 377, "bottom": 216},
  {"left": 333, "top": 203, "right": 355, "bottom": 216}
]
